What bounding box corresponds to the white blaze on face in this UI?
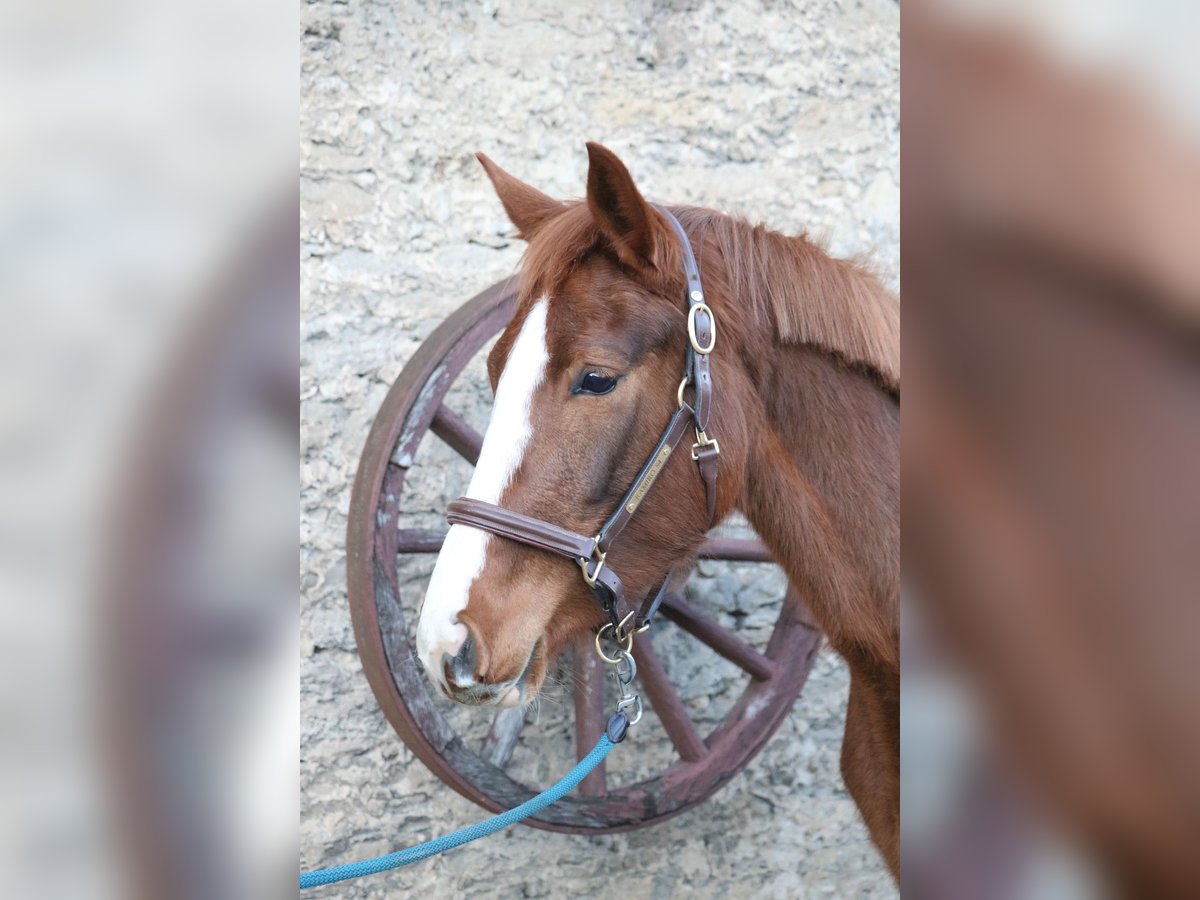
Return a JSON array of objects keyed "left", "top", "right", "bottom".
[{"left": 416, "top": 297, "right": 550, "bottom": 684}]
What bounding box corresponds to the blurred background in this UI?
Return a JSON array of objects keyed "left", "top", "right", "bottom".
[
  {"left": 903, "top": 1, "right": 1200, "bottom": 897},
  {"left": 0, "top": 0, "right": 295, "bottom": 897}
]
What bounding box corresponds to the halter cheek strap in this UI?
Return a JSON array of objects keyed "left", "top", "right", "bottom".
[
  {"left": 663, "top": 208, "right": 720, "bottom": 525},
  {"left": 444, "top": 207, "right": 719, "bottom": 635}
]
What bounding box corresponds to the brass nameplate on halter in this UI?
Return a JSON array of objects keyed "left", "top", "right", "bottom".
[{"left": 625, "top": 446, "right": 672, "bottom": 513}]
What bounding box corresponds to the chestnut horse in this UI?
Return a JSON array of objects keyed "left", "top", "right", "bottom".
[{"left": 415, "top": 143, "right": 899, "bottom": 873}]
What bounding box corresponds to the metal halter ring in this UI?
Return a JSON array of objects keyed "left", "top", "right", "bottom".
[
  {"left": 687, "top": 303, "right": 716, "bottom": 354},
  {"left": 594, "top": 621, "right": 634, "bottom": 664},
  {"left": 676, "top": 375, "right": 691, "bottom": 410}
]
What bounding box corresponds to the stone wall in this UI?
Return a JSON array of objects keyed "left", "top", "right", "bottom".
[{"left": 301, "top": 1, "right": 898, "bottom": 895}]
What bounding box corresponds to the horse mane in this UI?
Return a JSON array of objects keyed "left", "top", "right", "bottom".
[
  {"left": 520, "top": 202, "right": 900, "bottom": 396},
  {"left": 672, "top": 206, "right": 900, "bottom": 396}
]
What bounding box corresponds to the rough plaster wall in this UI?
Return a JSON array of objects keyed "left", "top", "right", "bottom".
[{"left": 301, "top": 0, "right": 899, "bottom": 896}]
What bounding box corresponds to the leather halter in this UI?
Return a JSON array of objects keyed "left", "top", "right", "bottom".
[{"left": 446, "top": 207, "right": 720, "bottom": 637}]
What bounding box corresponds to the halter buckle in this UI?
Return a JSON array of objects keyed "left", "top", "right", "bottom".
[
  {"left": 578, "top": 536, "right": 607, "bottom": 588},
  {"left": 692, "top": 429, "right": 720, "bottom": 459},
  {"left": 613, "top": 608, "right": 649, "bottom": 643},
  {"left": 687, "top": 302, "right": 716, "bottom": 355}
]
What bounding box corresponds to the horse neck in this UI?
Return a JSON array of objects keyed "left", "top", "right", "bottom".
[{"left": 734, "top": 342, "right": 900, "bottom": 669}]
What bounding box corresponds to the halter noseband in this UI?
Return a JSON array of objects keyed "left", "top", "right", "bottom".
[{"left": 445, "top": 207, "right": 720, "bottom": 638}]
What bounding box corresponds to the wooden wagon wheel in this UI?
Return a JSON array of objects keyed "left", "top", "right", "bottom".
[{"left": 347, "top": 278, "right": 823, "bottom": 833}]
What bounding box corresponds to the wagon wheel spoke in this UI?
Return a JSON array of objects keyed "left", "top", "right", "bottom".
[
  {"left": 395, "top": 529, "right": 445, "bottom": 554},
  {"left": 572, "top": 635, "right": 607, "bottom": 796},
  {"left": 696, "top": 536, "right": 772, "bottom": 562},
  {"left": 430, "top": 403, "right": 482, "bottom": 465},
  {"left": 632, "top": 637, "right": 708, "bottom": 762},
  {"left": 481, "top": 706, "right": 525, "bottom": 769},
  {"left": 659, "top": 592, "right": 776, "bottom": 681}
]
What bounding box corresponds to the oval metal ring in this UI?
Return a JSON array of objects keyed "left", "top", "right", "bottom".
[
  {"left": 687, "top": 303, "right": 716, "bottom": 355},
  {"left": 595, "top": 622, "right": 634, "bottom": 664}
]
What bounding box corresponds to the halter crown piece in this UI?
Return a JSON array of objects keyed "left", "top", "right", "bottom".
[{"left": 445, "top": 207, "right": 720, "bottom": 640}]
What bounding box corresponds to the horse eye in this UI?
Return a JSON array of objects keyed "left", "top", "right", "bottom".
[{"left": 578, "top": 372, "right": 618, "bottom": 395}]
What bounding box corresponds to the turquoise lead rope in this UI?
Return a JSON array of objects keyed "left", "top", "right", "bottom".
[
  {"left": 300, "top": 732, "right": 617, "bottom": 890},
  {"left": 302, "top": 642, "right": 639, "bottom": 890}
]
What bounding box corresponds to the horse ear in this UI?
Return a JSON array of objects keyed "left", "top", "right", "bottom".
[
  {"left": 475, "top": 152, "right": 563, "bottom": 239},
  {"left": 585, "top": 142, "right": 658, "bottom": 268}
]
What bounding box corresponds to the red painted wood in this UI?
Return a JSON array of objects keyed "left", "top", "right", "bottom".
[
  {"left": 482, "top": 707, "right": 525, "bottom": 769},
  {"left": 633, "top": 638, "right": 708, "bottom": 763},
  {"left": 573, "top": 636, "right": 607, "bottom": 796},
  {"left": 348, "top": 277, "right": 823, "bottom": 833},
  {"left": 394, "top": 528, "right": 444, "bottom": 553},
  {"left": 659, "top": 592, "right": 776, "bottom": 681},
  {"left": 430, "top": 402, "right": 482, "bottom": 465}
]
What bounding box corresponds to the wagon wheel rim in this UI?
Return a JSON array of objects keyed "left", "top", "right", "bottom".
[{"left": 347, "top": 278, "right": 823, "bottom": 834}]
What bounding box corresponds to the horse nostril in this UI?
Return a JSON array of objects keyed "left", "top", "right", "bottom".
[
  {"left": 454, "top": 633, "right": 478, "bottom": 678},
  {"left": 442, "top": 633, "right": 478, "bottom": 687}
]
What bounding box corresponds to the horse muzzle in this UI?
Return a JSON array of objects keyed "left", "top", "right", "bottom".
[{"left": 438, "top": 634, "right": 544, "bottom": 708}]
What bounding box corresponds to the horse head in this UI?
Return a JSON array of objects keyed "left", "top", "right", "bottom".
[{"left": 415, "top": 143, "right": 749, "bottom": 706}]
